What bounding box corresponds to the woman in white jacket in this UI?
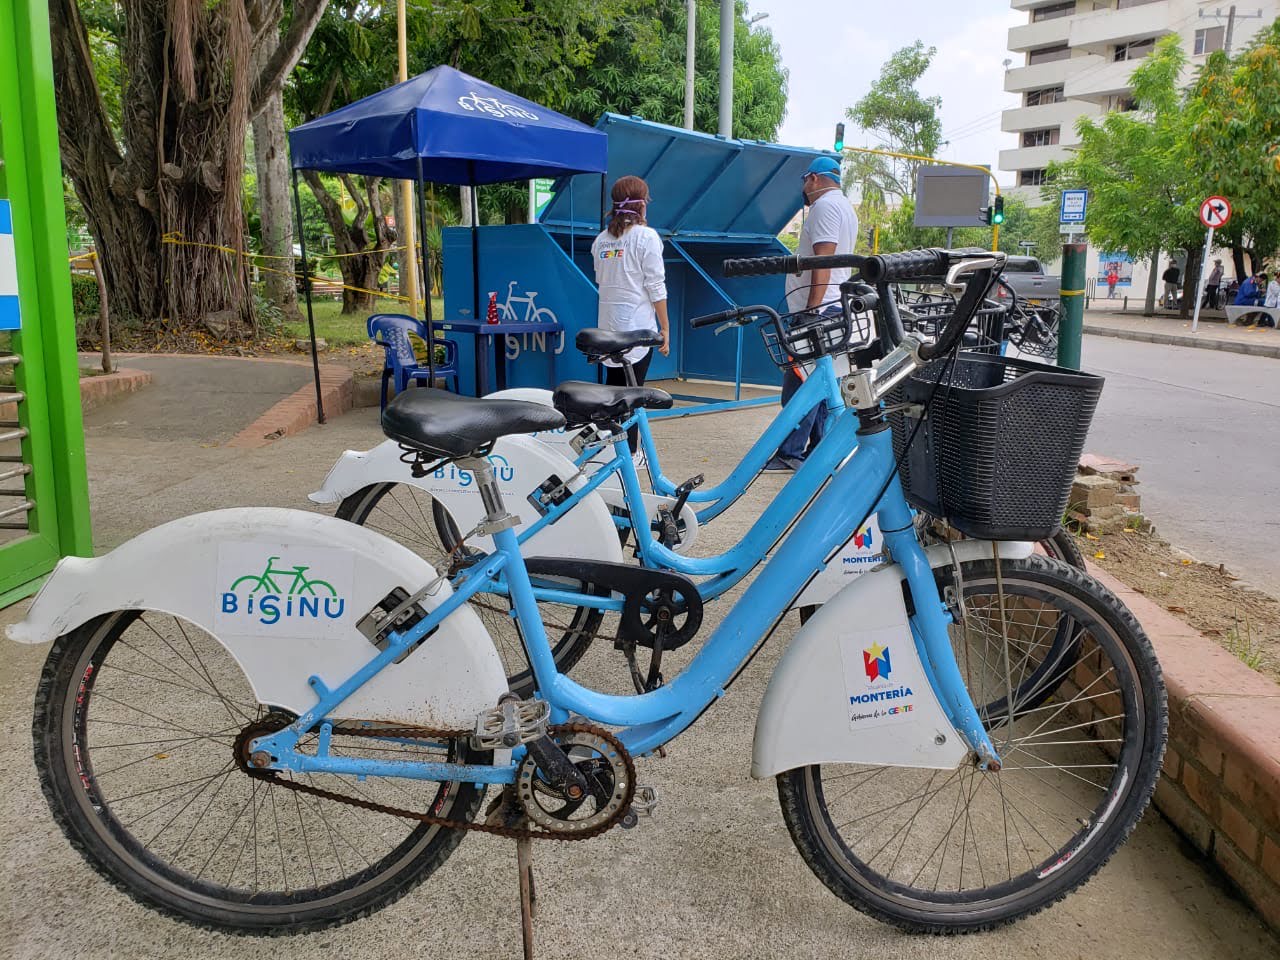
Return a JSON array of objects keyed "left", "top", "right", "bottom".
[{"left": 591, "top": 175, "right": 670, "bottom": 456}]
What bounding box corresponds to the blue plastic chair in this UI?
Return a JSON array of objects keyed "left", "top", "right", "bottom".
[{"left": 367, "top": 313, "right": 460, "bottom": 411}]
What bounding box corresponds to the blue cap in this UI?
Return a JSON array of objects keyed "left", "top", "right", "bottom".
[{"left": 805, "top": 156, "right": 842, "bottom": 184}]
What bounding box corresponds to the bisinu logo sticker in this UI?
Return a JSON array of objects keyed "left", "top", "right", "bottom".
[{"left": 216, "top": 543, "right": 355, "bottom": 639}]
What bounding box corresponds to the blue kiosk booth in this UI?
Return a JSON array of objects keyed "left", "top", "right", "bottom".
[{"left": 441, "top": 114, "right": 832, "bottom": 397}]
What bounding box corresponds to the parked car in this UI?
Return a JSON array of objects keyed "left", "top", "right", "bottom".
[{"left": 998, "top": 255, "right": 1060, "bottom": 306}]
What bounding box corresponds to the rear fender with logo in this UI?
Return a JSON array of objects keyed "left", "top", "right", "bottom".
[
  {"left": 485, "top": 387, "right": 699, "bottom": 552},
  {"left": 753, "top": 539, "right": 1034, "bottom": 778},
  {"left": 311, "top": 434, "right": 623, "bottom": 562},
  {"left": 8, "top": 508, "right": 507, "bottom": 728}
]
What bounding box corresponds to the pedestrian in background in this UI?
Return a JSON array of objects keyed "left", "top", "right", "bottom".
[
  {"left": 1263, "top": 273, "right": 1280, "bottom": 327},
  {"left": 1162, "top": 261, "right": 1180, "bottom": 309},
  {"left": 1204, "top": 259, "right": 1224, "bottom": 309},
  {"left": 764, "top": 156, "right": 858, "bottom": 473},
  {"left": 1106, "top": 266, "right": 1119, "bottom": 299},
  {"left": 591, "top": 175, "right": 670, "bottom": 463}
]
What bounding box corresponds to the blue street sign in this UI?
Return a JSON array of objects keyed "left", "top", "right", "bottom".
[
  {"left": 0, "top": 200, "right": 20, "bottom": 331},
  {"left": 1060, "top": 189, "right": 1088, "bottom": 224}
]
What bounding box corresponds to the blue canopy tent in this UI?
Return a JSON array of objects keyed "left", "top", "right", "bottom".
[{"left": 286, "top": 65, "right": 607, "bottom": 419}]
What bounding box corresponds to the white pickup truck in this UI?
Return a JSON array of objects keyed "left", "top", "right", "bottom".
[{"left": 998, "top": 255, "right": 1060, "bottom": 306}]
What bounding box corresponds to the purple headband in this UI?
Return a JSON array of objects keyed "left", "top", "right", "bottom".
[{"left": 613, "top": 197, "right": 646, "bottom": 212}]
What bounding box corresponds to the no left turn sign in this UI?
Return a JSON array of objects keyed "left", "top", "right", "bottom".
[{"left": 1200, "top": 196, "right": 1231, "bottom": 229}]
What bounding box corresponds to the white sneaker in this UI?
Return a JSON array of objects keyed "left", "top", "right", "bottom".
[{"left": 632, "top": 450, "right": 647, "bottom": 470}]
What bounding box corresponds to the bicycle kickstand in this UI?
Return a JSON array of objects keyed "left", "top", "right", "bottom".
[{"left": 517, "top": 836, "right": 537, "bottom": 960}]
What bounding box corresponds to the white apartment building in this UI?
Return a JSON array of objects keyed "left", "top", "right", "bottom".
[{"left": 1002, "top": 0, "right": 1279, "bottom": 206}]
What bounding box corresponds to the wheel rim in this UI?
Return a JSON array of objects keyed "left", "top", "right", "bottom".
[
  {"left": 802, "top": 570, "right": 1150, "bottom": 913},
  {"left": 56, "top": 610, "right": 462, "bottom": 915},
  {"left": 345, "top": 483, "right": 599, "bottom": 692}
]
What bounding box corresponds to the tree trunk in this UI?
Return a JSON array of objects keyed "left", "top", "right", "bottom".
[
  {"left": 1143, "top": 248, "right": 1159, "bottom": 315},
  {"left": 48, "top": 0, "right": 328, "bottom": 339},
  {"left": 302, "top": 172, "right": 390, "bottom": 316},
  {"left": 1179, "top": 246, "right": 1200, "bottom": 319},
  {"left": 251, "top": 27, "right": 297, "bottom": 315},
  {"left": 1230, "top": 243, "right": 1248, "bottom": 285},
  {"left": 91, "top": 252, "right": 112, "bottom": 373}
]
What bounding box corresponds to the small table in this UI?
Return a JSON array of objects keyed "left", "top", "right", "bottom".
[{"left": 438, "top": 319, "right": 563, "bottom": 395}]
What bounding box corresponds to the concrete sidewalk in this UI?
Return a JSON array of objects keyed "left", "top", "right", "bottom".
[
  {"left": 1085, "top": 308, "right": 1280, "bottom": 359},
  {"left": 0, "top": 396, "right": 1276, "bottom": 959}
]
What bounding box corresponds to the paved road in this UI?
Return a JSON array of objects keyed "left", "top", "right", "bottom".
[
  {"left": 1081, "top": 335, "right": 1280, "bottom": 596},
  {"left": 1, "top": 401, "right": 1277, "bottom": 959}
]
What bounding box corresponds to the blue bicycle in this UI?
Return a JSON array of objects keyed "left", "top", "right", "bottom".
[
  {"left": 21, "top": 249, "right": 1166, "bottom": 948},
  {"left": 337, "top": 288, "right": 1083, "bottom": 693}
]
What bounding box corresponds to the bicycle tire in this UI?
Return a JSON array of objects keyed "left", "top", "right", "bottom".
[
  {"left": 778, "top": 555, "right": 1166, "bottom": 933},
  {"left": 33, "top": 609, "right": 485, "bottom": 935},
  {"left": 336, "top": 482, "right": 603, "bottom": 697}
]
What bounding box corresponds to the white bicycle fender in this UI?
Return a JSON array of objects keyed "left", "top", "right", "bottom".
[
  {"left": 753, "top": 540, "right": 1035, "bottom": 779},
  {"left": 311, "top": 434, "right": 622, "bottom": 563},
  {"left": 8, "top": 508, "right": 507, "bottom": 729},
  {"left": 794, "top": 533, "right": 1036, "bottom": 607},
  {"left": 485, "top": 388, "right": 700, "bottom": 553}
]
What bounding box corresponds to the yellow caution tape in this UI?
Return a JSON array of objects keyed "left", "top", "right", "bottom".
[{"left": 1059, "top": 289, "right": 1087, "bottom": 296}]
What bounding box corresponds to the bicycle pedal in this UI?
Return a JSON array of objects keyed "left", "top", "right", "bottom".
[
  {"left": 619, "top": 785, "right": 660, "bottom": 829},
  {"left": 472, "top": 697, "right": 550, "bottom": 750}
]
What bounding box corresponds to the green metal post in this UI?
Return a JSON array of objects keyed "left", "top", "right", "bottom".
[
  {"left": 1058, "top": 242, "right": 1087, "bottom": 369},
  {"left": 0, "top": 0, "right": 93, "bottom": 604}
]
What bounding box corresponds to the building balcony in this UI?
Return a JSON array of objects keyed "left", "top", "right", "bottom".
[
  {"left": 1065, "top": 57, "right": 1138, "bottom": 100},
  {"left": 1001, "top": 100, "right": 1100, "bottom": 141},
  {"left": 1068, "top": 2, "right": 1174, "bottom": 50},
  {"left": 1004, "top": 57, "right": 1077, "bottom": 93},
  {"left": 998, "top": 143, "right": 1075, "bottom": 173},
  {"left": 1011, "top": 0, "right": 1071, "bottom": 10},
  {"left": 1008, "top": 17, "right": 1073, "bottom": 53}
]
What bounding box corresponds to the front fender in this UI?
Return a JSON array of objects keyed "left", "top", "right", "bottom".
[
  {"left": 9, "top": 508, "right": 507, "bottom": 729},
  {"left": 752, "top": 540, "right": 1033, "bottom": 778}
]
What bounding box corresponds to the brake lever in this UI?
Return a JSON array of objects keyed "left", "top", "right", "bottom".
[{"left": 714, "top": 322, "right": 736, "bottom": 336}]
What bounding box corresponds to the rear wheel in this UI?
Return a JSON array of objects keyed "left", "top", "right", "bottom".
[
  {"left": 778, "top": 556, "right": 1166, "bottom": 933},
  {"left": 336, "top": 482, "right": 603, "bottom": 696},
  {"left": 34, "top": 610, "right": 484, "bottom": 935}
]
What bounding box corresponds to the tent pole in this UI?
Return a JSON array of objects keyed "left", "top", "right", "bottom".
[
  {"left": 416, "top": 156, "right": 435, "bottom": 388},
  {"left": 291, "top": 168, "right": 325, "bottom": 424},
  {"left": 469, "top": 166, "right": 479, "bottom": 327}
]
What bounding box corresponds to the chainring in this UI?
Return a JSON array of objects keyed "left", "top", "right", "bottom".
[{"left": 515, "top": 726, "right": 635, "bottom": 836}]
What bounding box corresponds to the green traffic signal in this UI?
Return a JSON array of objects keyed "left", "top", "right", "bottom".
[
  {"left": 834, "top": 122, "right": 845, "bottom": 152},
  {"left": 991, "top": 195, "right": 1005, "bottom": 225}
]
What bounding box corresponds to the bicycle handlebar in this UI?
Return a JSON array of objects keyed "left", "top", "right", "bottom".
[{"left": 688, "top": 304, "right": 780, "bottom": 329}]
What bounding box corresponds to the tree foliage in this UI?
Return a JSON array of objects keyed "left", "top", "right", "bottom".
[
  {"left": 561, "top": 0, "right": 787, "bottom": 142},
  {"left": 846, "top": 42, "right": 944, "bottom": 201}
]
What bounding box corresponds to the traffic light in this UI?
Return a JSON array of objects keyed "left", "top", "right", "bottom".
[
  {"left": 981, "top": 195, "right": 1006, "bottom": 226},
  {"left": 834, "top": 122, "right": 845, "bottom": 152}
]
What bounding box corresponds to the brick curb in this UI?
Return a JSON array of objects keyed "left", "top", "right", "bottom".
[
  {"left": 226, "top": 363, "right": 353, "bottom": 449},
  {"left": 78, "top": 367, "right": 152, "bottom": 413},
  {"left": 1085, "top": 323, "right": 1280, "bottom": 359},
  {"left": 1087, "top": 562, "right": 1280, "bottom": 929}
]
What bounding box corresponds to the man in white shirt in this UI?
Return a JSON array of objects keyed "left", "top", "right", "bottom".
[
  {"left": 1263, "top": 273, "right": 1280, "bottom": 326},
  {"left": 765, "top": 155, "right": 859, "bottom": 472}
]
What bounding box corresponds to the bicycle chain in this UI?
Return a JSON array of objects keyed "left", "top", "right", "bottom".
[{"left": 236, "top": 718, "right": 636, "bottom": 842}]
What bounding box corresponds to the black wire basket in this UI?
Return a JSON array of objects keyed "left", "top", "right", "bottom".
[
  {"left": 897, "top": 288, "right": 1008, "bottom": 355},
  {"left": 889, "top": 352, "right": 1105, "bottom": 541},
  {"left": 760, "top": 290, "right": 874, "bottom": 371}
]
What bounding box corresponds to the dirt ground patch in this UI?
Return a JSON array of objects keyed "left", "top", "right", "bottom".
[{"left": 1085, "top": 526, "right": 1280, "bottom": 682}]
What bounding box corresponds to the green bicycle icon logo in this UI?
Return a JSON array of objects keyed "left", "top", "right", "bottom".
[
  {"left": 221, "top": 556, "right": 346, "bottom": 627},
  {"left": 228, "top": 556, "right": 337, "bottom": 597}
]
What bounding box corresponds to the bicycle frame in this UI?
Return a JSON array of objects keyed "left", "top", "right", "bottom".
[
  {"left": 253, "top": 418, "right": 1000, "bottom": 783},
  {"left": 506, "top": 355, "right": 857, "bottom": 603}
]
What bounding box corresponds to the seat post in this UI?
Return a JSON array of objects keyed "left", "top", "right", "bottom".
[{"left": 457, "top": 456, "right": 518, "bottom": 533}]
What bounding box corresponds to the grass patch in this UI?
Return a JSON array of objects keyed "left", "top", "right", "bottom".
[
  {"left": 1225, "top": 613, "right": 1268, "bottom": 672},
  {"left": 284, "top": 298, "right": 445, "bottom": 347}
]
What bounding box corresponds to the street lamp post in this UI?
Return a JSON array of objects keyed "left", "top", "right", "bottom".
[
  {"left": 718, "top": 8, "right": 768, "bottom": 138},
  {"left": 684, "top": 0, "right": 696, "bottom": 130}
]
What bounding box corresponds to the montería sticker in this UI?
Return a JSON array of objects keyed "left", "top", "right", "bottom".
[
  {"left": 838, "top": 626, "right": 920, "bottom": 731},
  {"left": 215, "top": 542, "right": 356, "bottom": 639}
]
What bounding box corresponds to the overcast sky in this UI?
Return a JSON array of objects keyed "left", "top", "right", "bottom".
[{"left": 745, "top": 1, "right": 1025, "bottom": 186}]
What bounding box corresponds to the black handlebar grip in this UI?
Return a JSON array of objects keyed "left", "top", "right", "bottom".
[
  {"left": 860, "top": 249, "right": 952, "bottom": 283},
  {"left": 722, "top": 255, "right": 800, "bottom": 278},
  {"left": 689, "top": 307, "right": 743, "bottom": 329}
]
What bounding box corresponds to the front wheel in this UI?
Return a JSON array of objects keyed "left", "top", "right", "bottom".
[
  {"left": 34, "top": 610, "right": 485, "bottom": 935},
  {"left": 778, "top": 556, "right": 1166, "bottom": 933}
]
